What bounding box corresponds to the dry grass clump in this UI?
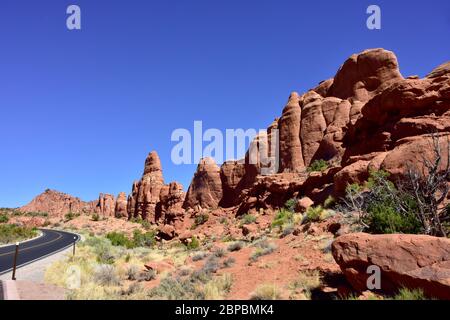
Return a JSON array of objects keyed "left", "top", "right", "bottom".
[{"left": 250, "top": 283, "right": 281, "bottom": 300}]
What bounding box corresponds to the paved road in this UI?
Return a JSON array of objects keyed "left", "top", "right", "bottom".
[{"left": 0, "top": 229, "right": 79, "bottom": 275}]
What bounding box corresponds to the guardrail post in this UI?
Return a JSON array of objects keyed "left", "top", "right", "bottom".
[
  {"left": 73, "top": 236, "right": 76, "bottom": 256},
  {"left": 12, "top": 242, "right": 19, "bottom": 280}
]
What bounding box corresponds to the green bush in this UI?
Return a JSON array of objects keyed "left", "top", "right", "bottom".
[
  {"left": 132, "top": 230, "right": 156, "bottom": 247},
  {"left": 186, "top": 236, "right": 200, "bottom": 250},
  {"left": 365, "top": 203, "right": 421, "bottom": 234},
  {"left": 284, "top": 198, "right": 297, "bottom": 212},
  {"left": 0, "top": 224, "right": 38, "bottom": 244},
  {"left": 305, "top": 206, "right": 325, "bottom": 223},
  {"left": 194, "top": 213, "right": 209, "bottom": 226},
  {"left": 393, "top": 288, "right": 427, "bottom": 300},
  {"left": 364, "top": 171, "right": 422, "bottom": 234},
  {"left": 64, "top": 212, "right": 79, "bottom": 221},
  {"left": 307, "top": 159, "right": 328, "bottom": 173},
  {"left": 240, "top": 214, "right": 257, "bottom": 225},
  {"left": 91, "top": 213, "right": 100, "bottom": 221},
  {"left": 271, "top": 209, "right": 294, "bottom": 229},
  {"left": 0, "top": 214, "right": 9, "bottom": 223},
  {"left": 106, "top": 232, "right": 133, "bottom": 248}
]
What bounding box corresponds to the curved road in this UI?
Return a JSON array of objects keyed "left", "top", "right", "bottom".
[{"left": 0, "top": 229, "right": 80, "bottom": 275}]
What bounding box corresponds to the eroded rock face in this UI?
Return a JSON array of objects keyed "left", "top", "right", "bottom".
[
  {"left": 327, "top": 48, "right": 403, "bottom": 101},
  {"left": 184, "top": 157, "right": 223, "bottom": 209},
  {"left": 158, "top": 182, "right": 185, "bottom": 225},
  {"left": 95, "top": 193, "right": 116, "bottom": 217},
  {"left": 115, "top": 192, "right": 128, "bottom": 219},
  {"left": 332, "top": 233, "right": 450, "bottom": 299},
  {"left": 176, "top": 49, "right": 450, "bottom": 213},
  {"left": 127, "top": 151, "right": 165, "bottom": 222},
  {"left": 279, "top": 92, "right": 304, "bottom": 172},
  {"left": 19, "top": 189, "right": 95, "bottom": 217}
]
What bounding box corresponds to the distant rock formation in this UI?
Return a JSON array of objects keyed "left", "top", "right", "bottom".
[{"left": 19, "top": 189, "right": 94, "bottom": 217}]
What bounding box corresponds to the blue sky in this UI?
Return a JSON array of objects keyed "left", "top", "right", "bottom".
[{"left": 0, "top": 0, "right": 449, "bottom": 207}]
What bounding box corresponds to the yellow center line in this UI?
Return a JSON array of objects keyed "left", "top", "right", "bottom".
[{"left": 0, "top": 231, "right": 64, "bottom": 257}]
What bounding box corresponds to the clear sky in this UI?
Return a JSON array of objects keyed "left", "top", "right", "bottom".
[{"left": 1, "top": 0, "right": 449, "bottom": 208}]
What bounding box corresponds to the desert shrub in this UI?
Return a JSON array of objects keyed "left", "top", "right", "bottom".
[
  {"left": 186, "top": 236, "right": 200, "bottom": 250},
  {"left": 204, "top": 274, "right": 233, "bottom": 299},
  {"left": 93, "top": 265, "right": 120, "bottom": 286},
  {"left": 240, "top": 214, "right": 257, "bottom": 225},
  {"left": 221, "top": 235, "right": 236, "bottom": 242},
  {"left": 64, "top": 212, "right": 80, "bottom": 221},
  {"left": 250, "top": 284, "right": 281, "bottom": 300},
  {"left": 194, "top": 213, "right": 209, "bottom": 227},
  {"left": 227, "top": 241, "right": 244, "bottom": 252},
  {"left": 212, "top": 247, "right": 226, "bottom": 258},
  {"left": 324, "top": 196, "right": 336, "bottom": 209},
  {"left": 393, "top": 288, "right": 427, "bottom": 300},
  {"left": 307, "top": 159, "right": 328, "bottom": 173},
  {"left": 87, "top": 237, "right": 116, "bottom": 264},
  {"left": 178, "top": 267, "right": 191, "bottom": 277},
  {"left": 284, "top": 198, "right": 297, "bottom": 212},
  {"left": 0, "top": 224, "right": 38, "bottom": 244},
  {"left": 250, "top": 240, "right": 277, "bottom": 262},
  {"left": 192, "top": 251, "right": 208, "bottom": 261},
  {"left": 304, "top": 206, "right": 326, "bottom": 223},
  {"left": 0, "top": 214, "right": 9, "bottom": 223},
  {"left": 219, "top": 217, "right": 228, "bottom": 225},
  {"left": 280, "top": 224, "right": 295, "bottom": 238},
  {"left": 149, "top": 276, "right": 205, "bottom": 300},
  {"left": 132, "top": 230, "right": 156, "bottom": 247},
  {"left": 365, "top": 202, "right": 422, "bottom": 234},
  {"left": 138, "top": 269, "right": 156, "bottom": 282},
  {"left": 342, "top": 170, "right": 423, "bottom": 234},
  {"left": 24, "top": 211, "right": 49, "bottom": 217},
  {"left": 91, "top": 213, "right": 100, "bottom": 221},
  {"left": 271, "top": 209, "right": 294, "bottom": 229},
  {"left": 222, "top": 257, "right": 236, "bottom": 268},
  {"left": 126, "top": 265, "right": 140, "bottom": 280},
  {"left": 202, "top": 256, "right": 221, "bottom": 274},
  {"left": 106, "top": 232, "right": 133, "bottom": 248},
  {"left": 121, "top": 282, "right": 143, "bottom": 296},
  {"left": 289, "top": 270, "right": 321, "bottom": 299}
]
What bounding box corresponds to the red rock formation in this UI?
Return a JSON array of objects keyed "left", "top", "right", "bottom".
[
  {"left": 278, "top": 92, "right": 304, "bottom": 172},
  {"left": 114, "top": 192, "right": 128, "bottom": 219},
  {"left": 332, "top": 233, "right": 450, "bottom": 299},
  {"left": 126, "top": 151, "right": 165, "bottom": 222},
  {"left": 20, "top": 189, "right": 95, "bottom": 217},
  {"left": 158, "top": 181, "right": 185, "bottom": 225},
  {"left": 95, "top": 193, "right": 116, "bottom": 217},
  {"left": 184, "top": 157, "right": 223, "bottom": 210}
]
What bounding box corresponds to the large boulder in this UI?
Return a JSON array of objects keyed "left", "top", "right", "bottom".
[{"left": 332, "top": 233, "right": 450, "bottom": 299}]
